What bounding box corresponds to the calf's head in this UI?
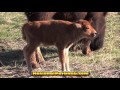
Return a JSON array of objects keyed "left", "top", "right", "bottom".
[{"left": 74, "top": 19, "right": 97, "bottom": 38}]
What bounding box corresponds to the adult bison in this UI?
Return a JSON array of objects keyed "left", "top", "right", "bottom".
[{"left": 24, "top": 12, "right": 107, "bottom": 68}]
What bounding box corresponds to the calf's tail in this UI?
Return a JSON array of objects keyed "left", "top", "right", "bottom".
[{"left": 22, "top": 22, "right": 32, "bottom": 41}]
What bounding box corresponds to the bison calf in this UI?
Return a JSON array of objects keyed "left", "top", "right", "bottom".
[{"left": 22, "top": 20, "right": 97, "bottom": 75}]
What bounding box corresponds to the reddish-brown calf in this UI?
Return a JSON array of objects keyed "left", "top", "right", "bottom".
[{"left": 22, "top": 20, "right": 97, "bottom": 75}]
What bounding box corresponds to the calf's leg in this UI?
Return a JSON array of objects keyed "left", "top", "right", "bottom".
[
  {"left": 64, "top": 48, "right": 70, "bottom": 71},
  {"left": 58, "top": 48, "right": 70, "bottom": 72},
  {"left": 35, "top": 47, "right": 45, "bottom": 65},
  {"left": 31, "top": 51, "right": 40, "bottom": 68},
  {"left": 23, "top": 43, "right": 38, "bottom": 75}
]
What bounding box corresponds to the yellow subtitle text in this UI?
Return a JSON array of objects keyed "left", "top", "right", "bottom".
[{"left": 32, "top": 72, "right": 90, "bottom": 76}]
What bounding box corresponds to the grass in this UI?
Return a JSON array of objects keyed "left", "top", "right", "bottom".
[
  {"left": 0, "top": 12, "right": 25, "bottom": 40},
  {"left": 0, "top": 12, "right": 120, "bottom": 78}
]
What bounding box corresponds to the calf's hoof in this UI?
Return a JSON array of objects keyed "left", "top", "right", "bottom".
[{"left": 31, "top": 62, "right": 40, "bottom": 68}]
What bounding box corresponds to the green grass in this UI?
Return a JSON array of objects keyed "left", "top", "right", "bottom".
[
  {"left": 0, "top": 12, "right": 26, "bottom": 40},
  {"left": 0, "top": 12, "right": 120, "bottom": 78}
]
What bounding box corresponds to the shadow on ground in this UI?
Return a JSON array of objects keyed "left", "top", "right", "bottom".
[
  {"left": 0, "top": 47, "right": 58, "bottom": 67},
  {"left": 0, "top": 50, "right": 24, "bottom": 66}
]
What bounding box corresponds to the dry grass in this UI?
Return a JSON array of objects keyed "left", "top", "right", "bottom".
[{"left": 0, "top": 12, "right": 120, "bottom": 78}]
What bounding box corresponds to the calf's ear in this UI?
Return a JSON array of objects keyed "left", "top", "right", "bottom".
[
  {"left": 88, "top": 18, "right": 93, "bottom": 24},
  {"left": 74, "top": 23, "right": 82, "bottom": 28}
]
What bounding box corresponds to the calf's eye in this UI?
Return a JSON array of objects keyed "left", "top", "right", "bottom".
[
  {"left": 84, "top": 27, "right": 89, "bottom": 30},
  {"left": 85, "top": 27, "right": 89, "bottom": 29}
]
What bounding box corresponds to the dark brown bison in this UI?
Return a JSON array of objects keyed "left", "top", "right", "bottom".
[{"left": 22, "top": 20, "right": 97, "bottom": 74}]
